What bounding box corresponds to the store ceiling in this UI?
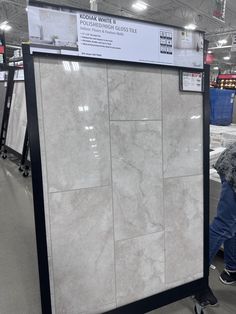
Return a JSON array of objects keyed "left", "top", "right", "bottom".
[{"left": 1, "top": 0, "right": 236, "bottom": 69}]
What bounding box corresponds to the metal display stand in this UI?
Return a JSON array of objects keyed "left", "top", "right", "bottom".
[
  {"left": 22, "top": 36, "right": 210, "bottom": 313},
  {"left": 0, "top": 66, "right": 15, "bottom": 158},
  {"left": 18, "top": 126, "right": 30, "bottom": 177},
  {"left": 0, "top": 65, "right": 30, "bottom": 176},
  {"left": 23, "top": 2, "right": 209, "bottom": 313}
]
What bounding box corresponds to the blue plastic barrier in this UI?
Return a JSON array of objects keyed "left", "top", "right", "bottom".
[{"left": 210, "top": 88, "right": 235, "bottom": 126}]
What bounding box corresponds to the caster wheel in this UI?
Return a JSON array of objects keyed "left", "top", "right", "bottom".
[
  {"left": 194, "top": 304, "right": 204, "bottom": 314},
  {"left": 23, "top": 171, "right": 29, "bottom": 177},
  {"left": 19, "top": 166, "right": 24, "bottom": 172},
  {"left": 1, "top": 154, "right": 7, "bottom": 159}
]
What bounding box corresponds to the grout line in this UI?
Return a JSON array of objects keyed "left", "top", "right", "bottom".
[
  {"left": 48, "top": 184, "right": 111, "bottom": 195},
  {"left": 110, "top": 119, "right": 162, "bottom": 122},
  {"left": 161, "top": 68, "right": 167, "bottom": 286},
  {"left": 106, "top": 64, "right": 118, "bottom": 307},
  {"left": 163, "top": 172, "right": 204, "bottom": 181},
  {"left": 115, "top": 229, "right": 165, "bottom": 244}
]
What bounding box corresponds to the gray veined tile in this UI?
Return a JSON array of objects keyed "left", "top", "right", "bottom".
[
  {"left": 164, "top": 175, "right": 204, "bottom": 285},
  {"left": 5, "top": 81, "right": 27, "bottom": 154},
  {"left": 162, "top": 70, "right": 203, "bottom": 178},
  {"left": 35, "top": 57, "right": 111, "bottom": 192},
  {"left": 111, "top": 121, "right": 163, "bottom": 241},
  {"left": 116, "top": 232, "right": 165, "bottom": 306},
  {"left": 108, "top": 64, "right": 162, "bottom": 121},
  {"left": 49, "top": 186, "right": 115, "bottom": 314}
]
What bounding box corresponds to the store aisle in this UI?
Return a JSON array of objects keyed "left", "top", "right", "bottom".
[{"left": 0, "top": 158, "right": 41, "bottom": 314}]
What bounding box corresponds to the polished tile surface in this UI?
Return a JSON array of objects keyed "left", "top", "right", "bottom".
[
  {"left": 162, "top": 70, "right": 203, "bottom": 178},
  {"left": 36, "top": 58, "right": 111, "bottom": 193},
  {"left": 111, "top": 121, "right": 163, "bottom": 240},
  {"left": 33, "top": 58, "right": 204, "bottom": 312},
  {"left": 49, "top": 186, "right": 115, "bottom": 314},
  {"left": 116, "top": 232, "right": 165, "bottom": 306},
  {"left": 5, "top": 81, "right": 27, "bottom": 154},
  {"left": 164, "top": 175, "right": 204, "bottom": 285},
  {"left": 108, "top": 64, "right": 162, "bottom": 121}
]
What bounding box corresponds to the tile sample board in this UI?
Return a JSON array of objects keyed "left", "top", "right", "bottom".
[
  {"left": 33, "top": 56, "right": 204, "bottom": 314},
  {"left": 5, "top": 81, "right": 27, "bottom": 154},
  {"left": 0, "top": 81, "right": 7, "bottom": 130}
]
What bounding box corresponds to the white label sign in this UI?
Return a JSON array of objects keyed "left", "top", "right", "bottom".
[
  {"left": 28, "top": 5, "right": 204, "bottom": 69},
  {"left": 181, "top": 72, "right": 203, "bottom": 92}
]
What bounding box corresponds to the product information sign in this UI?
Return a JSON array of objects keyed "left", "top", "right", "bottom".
[
  {"left": 212, "top": 0, "right": 227, "bottom": 22},
  {"left": 27, "top": 3, "right": 204, "bottom": 69},
  {"left": 179, "top": 70, "right": 204, "bottom": 92}
]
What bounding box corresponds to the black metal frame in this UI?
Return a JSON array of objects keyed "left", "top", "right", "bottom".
[
  {"left": 28, "top": 0, "right": 205, "bottom": 70},
  {"left": 19, "top": 126, "right": 31, "bottom": 175},
  {"left": 0, "top": 67, "right": 30, "bottom": 174},
  {"left": 22, "top": 39, "right": 210, "bottom": 314},
  {"left": 0, "top": 66, "right": 15, "bottom": 153}
]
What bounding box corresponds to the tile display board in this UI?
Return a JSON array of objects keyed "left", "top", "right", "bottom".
[
  {"left": 33, "top": 56, "right": 204, "bottom": 314},
  {"left": 0, "top": 81, "right": 7, "bottom": 130},
  {"left": 5, "top": 81, "right": 27, "bottom": 154}
]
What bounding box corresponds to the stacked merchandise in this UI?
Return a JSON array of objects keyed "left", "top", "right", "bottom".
[{"left": 210, "top": 124, "right": 236, "bottom": 148}]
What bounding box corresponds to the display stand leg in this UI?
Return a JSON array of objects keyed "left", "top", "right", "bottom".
[{"left": 19, "top": 126, "right": 30, "bottom": 177}]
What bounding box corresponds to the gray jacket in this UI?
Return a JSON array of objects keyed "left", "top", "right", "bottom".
[{"left": 214, "top": 142, "right": 236, "bottom": 192}]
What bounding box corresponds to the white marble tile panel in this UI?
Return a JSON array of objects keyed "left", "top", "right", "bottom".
[
  {"left": 115, "top": 232, "right": 165, "bottom": 306},
  {"left": 49, "top": 186, "right": 115, "bottom": 314},
  {"left": 164, "top": 175, "right": 204, "bottom": 284},
  {"left": 5, "top": 81, "right": 27, "bottom": 154},
  {"left": 36, "top": 57, "right": 111, "bottom": 192},
  {"left": 108, "top": 64, "right": 162, "bottom": 121},
  {"left": 162, "top": 70, "right": 203, "bottom": 178},
  {"left": 0, "top": 82, "right": 7, "bottom": 128},
  {"left": 111, "top": 121, "right": 163, "bottom": 241}
]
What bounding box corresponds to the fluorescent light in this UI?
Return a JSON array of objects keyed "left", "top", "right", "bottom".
[
  {"left": 213, "top": 66, "right": 219, "bottom": 70},
  {"left": 25, "top": 7, "right": 28, "bottom": 12},
  {"left": 218, "top": 39, "right": 227, "bottom": 45},
  {"left": 0, "top": 21, "right": 11, "bottom": 31},
  {"left": 78, "top": 105, "right": 89, "bottom": 112},
  {"left": 71, "top": 62, "right": 80, "bottom": 71},
  {"left": 208, "top": 50, "right": 213, "bottom": 54},
  {"left": 85, "top": 126, "right": 94, "bottom": 130},
  {"left": 89, "top": 138, "right": 96, "bottom": 142},
  {"left": 62, "top": 61, "right": 71, "bottom": 71},
  {"left": 223, "top": 56, "right": 230, "bottom": 60},
  {"left": 184, "top": 24, "right": 197, "bottom": 30},
  {"left": 132, "top": 1, "right": 147, "bottom": 11}
]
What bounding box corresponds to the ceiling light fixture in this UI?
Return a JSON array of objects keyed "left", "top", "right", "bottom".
[
  {"left": 208, "top": 50, "right": 213, "bottom": 54},
  {"left": 213, "top": 66, "right": 219, "bottom": 70},
  {"left": 0, "top": 21, "right": 11, "bottom": 31},
  {"left": 132, "top": 1, "right": 148, "bottom": 11},
  {"left": 218, "top": 39, "right": 227, "bottom": 45},
  {"left": 184, "top": 24, "right": 197, "bottom": 30},
  {"left": 223, "top": 56, "right": 230, "bottom": 60}
]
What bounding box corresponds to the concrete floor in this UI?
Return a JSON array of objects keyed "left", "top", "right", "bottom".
[{"left": 0, "top": 157, "right": 235, "bottom": 314}]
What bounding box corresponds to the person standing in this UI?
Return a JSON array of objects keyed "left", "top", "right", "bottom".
[{"left": 195, "top": 142, "right": 236, "bottom": 306}]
